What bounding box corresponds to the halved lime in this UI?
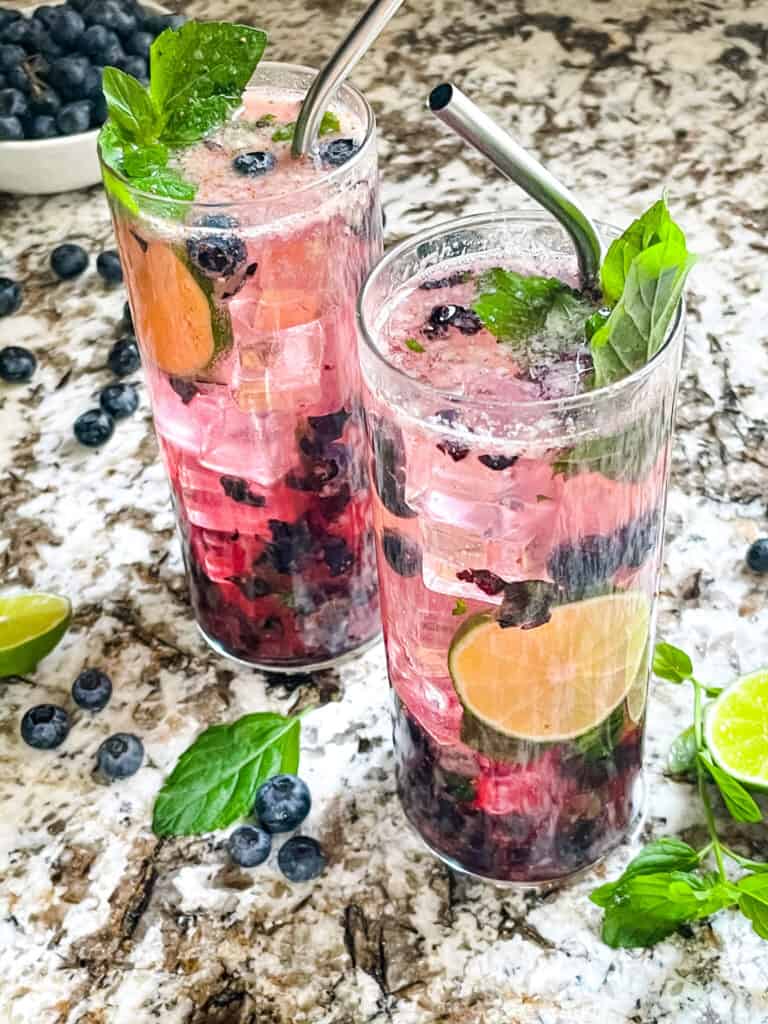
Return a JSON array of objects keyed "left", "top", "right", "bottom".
[
  {"left": 448, "top": 591, "right": 650, "bottom": 743},
  {"left": 705, "top": 667, "right": 768, "bottom": 789},
  {"left": 0, "top": 593, "right": 72, "bottom": 677}
]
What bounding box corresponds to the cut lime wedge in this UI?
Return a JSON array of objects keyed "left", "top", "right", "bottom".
[
  {"left": 0, "top": 593, "right": 72, "bottom": 677},
  {"left": 705, "top": 667, "right": 768, "bottom": 789}
]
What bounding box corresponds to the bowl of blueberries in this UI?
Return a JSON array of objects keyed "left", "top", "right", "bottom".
[{"left": 0, "top": 0, "right": 183, "bottom": 194}]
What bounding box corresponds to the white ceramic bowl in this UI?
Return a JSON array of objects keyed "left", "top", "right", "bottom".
[{"left": 0, "top": 0, "right": 168, "bottom": 195}]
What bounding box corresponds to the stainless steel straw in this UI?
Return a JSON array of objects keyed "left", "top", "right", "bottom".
[
  {"left": 428, "top": 82, "right": 604, "bottom": 286},
  {"left": 292, "top": 0, "right": 405, "bottom": 158}
]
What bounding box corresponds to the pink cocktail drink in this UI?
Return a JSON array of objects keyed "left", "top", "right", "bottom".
[
  {"left": 106, "top": 64, "right": 382, "bottom": 670},
  {"left": 358, "top": 214, "right": 685, "bottom": 884}
]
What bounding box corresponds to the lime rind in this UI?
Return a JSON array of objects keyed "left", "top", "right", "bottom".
[
  {"left": 0, "top": 593, "right": 72, "bottom": 677},
  {"left": 705, "top": 668, "right": 768, "bottom": 789}
]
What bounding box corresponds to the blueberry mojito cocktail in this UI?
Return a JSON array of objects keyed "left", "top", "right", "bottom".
[
  {"left": 359, "top": 203, "right": 694, "bottom": 883},
  {"left": 99, "top": 24, "right": 381, "bottom": 669}
]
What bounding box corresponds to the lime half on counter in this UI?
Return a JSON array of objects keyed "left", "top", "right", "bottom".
[
  {"left": 705, "top": 668, "right": 768, "bottom": 790},
  {"left": 0, "top": 593, "right": 72, "bottom": 677}
]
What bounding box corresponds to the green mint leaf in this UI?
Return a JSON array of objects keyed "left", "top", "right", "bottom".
[
  {"left": 738, "top": 874, "right": 768, "bottom": 940},
  {"left": 590, "top": 837, "right": 700, "bottom": 907},
  {"left": 102, "top": 66, "right": 157, "bottom": 144},
  {"left": 163, "top": 95, "right": 238, "bottom": 146},
  {"left": 600, "top": 198, "right": 681, "bottom": 306},
  {"left": 130, "top": 169, "right": 196, "bottom": 201},
  {"left": 574, "top": 703, "right": 625, "bottom": 761},
  {"left": 405, "top": 337, "right": 425, "bottom": 353},
  {"left": 698, "top": 754, "right": 762, "bottom": 823},
  {"left": 271, "top": 111, "right": 338, "bottom": 143},
  {"left": 591, "top": 200, "right": 696, "bottom": 388},
  {"left": 472, "top": 268, "right": 569, "bottom": 343},
  {"left": 667, "top": 724, "right": 698, "bottom": 775},
  {"left": 585, "top": 308, "right": 609, "bottom": 341},
  {"left": 320, "top": 110, "right": 340, "bottom": 135},
  {"left": 150, "top": 21, "right": 267, "bottom": 140},
  {"left": 452, "top": 598, "right": 467, "bottom": 616},
  {"left": 599, "top": 870, "right": 735, "bottom": 948},
  {"left": 553, "top": 411, "right": 662, "bottom": 484},
  {"left": 653, "top": 642, "right": 693, "bottom": 683},
  {"left": 152, "top": 711, "right": 300, "bottom": 836},
  {"left": 255, "top": 113, "right": 276, "bottom": 126},
  {"left": 121, "top": 142, "right": 169, "bottom": 177}
]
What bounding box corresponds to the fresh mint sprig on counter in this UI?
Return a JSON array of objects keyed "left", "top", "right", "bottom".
[
  {"left": 152, "top": 709, "right": 302, "bottom": 836},
  {"left": 590, "top": 642, "right": 767, "bottom": 949},
  {"left": 470, "top": 196, "right": 695, "bottom": 387},
  {"left": 100, "top": 20, "right": 268, "bottom": 205}
]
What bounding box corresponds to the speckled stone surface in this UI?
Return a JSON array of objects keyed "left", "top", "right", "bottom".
[{"left": 2, "top": 1, "right": 768, "bottom": 1022}]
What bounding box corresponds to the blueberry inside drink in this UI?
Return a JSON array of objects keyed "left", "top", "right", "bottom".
[
  {"left": 98, "top": 23, "right": 382, "bottom": 669},
  {"left": 359, "top": 201, "right": 694, "bottom": 883}
]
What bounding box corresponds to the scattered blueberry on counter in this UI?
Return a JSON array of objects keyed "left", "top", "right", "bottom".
[
  {"left": 0, "top": 276, "right": 22, "bottom": 317},
  {"left": 50, "top": 242, "right": 89, "bottom": 280},
  {"left": 107, "top": 335, "right": 140, "bottom": 376},
  {"left": 746, "top": 538, "right": 768, "bottom": 574},
  {"left": 96, "top": 732, "right": 144, "bottom": 779},
  {"left": 72, "top": 667, "right": 113, "bottom": 710},
  {"left": 228, "top": 825, "right": 272, "bottom": 867},
  {"left": 74, "top": 407, "right": 114, "bottom": 447},
  {"left": 99, "top": 381, "right": 138, "bottom": 419},
  {"left": 20, "top": 704, "right": 71, "bottom": 749},
  {"left": 277, "top": 836, "right": 327, "bottom": 882},
  {"left": 254, "top": 774, "right": 312, "bottom": 833},
  {"left": 0, "top": 344, "right": 36, "bottom": 382}
]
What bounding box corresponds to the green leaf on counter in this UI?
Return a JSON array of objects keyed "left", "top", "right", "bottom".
[
  {"left": 152, "top": 711, "right": 301, "bottom": 836},
  {"left": 738, "top": 874, "right": 768, "bottom": 939},
  {"left": 653, "top": 642, "right": 693, "bottom": 684},
  {"left": 667, "top": 724, "right": 698, "bottom": 776},
  {"left": 591, "top": 837, "right": 700, "bottom": 908}
]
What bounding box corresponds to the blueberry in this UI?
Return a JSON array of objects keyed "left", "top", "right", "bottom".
[
  {"left": 0, "top": 11, "right": 21, "bottom": 34},
  {"left": 0, "top": 87, "right": 27, "bottom": 118},
  {"left": 0, "top": 113, "right": 22, "bottom": 139},
  {"left": 0, "top": 277, "right": 22, "bottom": 317},
  {"left": 618, "top": 510, "right": 659, "bottom": 569},
  {"left": 382, "top": 529, "right": 422, "bottom": 577},
  {"left": 3, "top": 17, "right": 47, "bottom": 51},
  {"left": 20, "top": 704, "right": 70, "bottom": 750},
  {"left": 169, "top": 375, "right": 198, "bottom": 404},
  {"left": 122, "top": 300, "right": 133, "bottom": 329},
  {"left": 47, "top": 7, "right": 86, "bottom": 46},
  {"left": 30, "top": 87, "right": 61, "bottom": 116},
  {"left": 555, "top": 819, "right": 598, "bottom": 869},
  {"left": 57, "top": 99, "right": 93, "bottom": 134},
  {"left": 547, "top": 534, "right": 622, "bottom": 597},
  {"left": 0, "top": 44, "right": 24, "bottom": 73},
  {"left": 746, "top": 538, "right": 768, "bottom": 574},
  {"left": 117, "top": 54, "right": 146, "bottom": 80},
  {"left": 99, "top": 381, "right": 138, "bottom": 419},
  {"left": 90, "top": 92, "right": 106, "bottom": 126},
  {"left": 370, "top": 420, "right": 416, "bottom": 519},
  {"left": 307, "top": 408, "right": 350, "bottom": 442},
  {"left": 227, "top": 825, "right": 272, "bottom": 867},
  {"left": 478, "top": 454, "right": 518, "bottom": 471},
  {"left": 46, "top": 55, "right": 91, "bottom": 100},
  {"left": 125, "top": 29, "right": 152, "bottom": 57},
  {"left": 6, "top": 65, "right": 30, "bottom": 93},
  {"left": 427, "top": 303, "right": 482, "bottom": 336},
  {"left": 186, "top": 232, "right": 246, "bottom": 280},
  {"left": 318, "top": 137, "right": 359, "bottom": 167},
  {"left": 219, "top": 475, "right": 265, "bottom": 507},
  {"left": 72, "top": 668, "right": 112, "bottom": 710},
  {"left": 436, "top": 439, "right": 469, "bottom": 462},
  {"left": 96, "top": 732, "right": 144, "bottom": 779},
  {"left": 81, "top": 64, "right": 103, "bottom": 100},
  {"left": 83, "top": 0, "right": 136, "bottom": 37},
  {"left": 277, "top": 836, "right": 326, "bottom": 882},
  {"left": 51, "top": 242, "right": 89, "bottom": 280},
  {"left": 96, "top": 249, "right": 122, "bottom": 284},
  {"left": 107, "top": 336, "right": 140, "bottom": 376},
  {"left": 255, "top": 774, "right": 311, "bottom": 833},
  {"left": 323, "top": 535, "right": 354, "bottom": 576},
  {"left": 141, "top": 12, "right": 185, "bottom": 34},
  {"left": 285, "top": 458, "right": 339, "bottom": 492},
  {"left": 419, "top": 271, "right": 468, "bottom": 290},
  {"left": 0, "top": 345, "right": 36, "bottom": 382},
  {"left": 232, "top": 150, "right": 277, "bottom": 176},
  {"left": 25, "top": 112, "right": 55, "bottom": 137},
  {"left": 228, "top": 575, "right": 272, "bottom": 600},
  {"left": 74, "top": 408, "right": 114, "bottom": 446},
  {"left": 261, "top": 518, "right": 313, "bottom": 574}
]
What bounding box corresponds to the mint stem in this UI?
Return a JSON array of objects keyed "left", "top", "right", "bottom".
[
  {"left": 692, "top": 676, "right": 727, "bottom": 881},
  {"left": 722, "top": 846, "right": 768, "bottom": 871}
]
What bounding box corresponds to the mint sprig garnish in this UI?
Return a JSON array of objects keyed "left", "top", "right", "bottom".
[
  {"left": 590, "top": 642, "right": 766, "bottom": 948},
  {"left": 100, "top": 21, "right": 267, "bottom": 205},
  {"left": 472, "top": 268, "right": 571, "bottom": 342},
  {"left": 152, "top": 710, "right": 301, "bottom": 836}
]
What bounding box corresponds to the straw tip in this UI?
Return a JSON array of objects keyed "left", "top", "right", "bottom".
[{"left": 428, "top": 83, "right": 453, "bottom": 112}]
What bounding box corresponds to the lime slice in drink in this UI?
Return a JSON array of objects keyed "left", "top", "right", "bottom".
[
  {"left": 448, "top": 591, "right": 649, "bottom": 743},
  {"left": 705, "top": 668, "right": 768, "bottom": 789},
  {"left": 0, "top": 593, "right": 72, "bottom": 677}
]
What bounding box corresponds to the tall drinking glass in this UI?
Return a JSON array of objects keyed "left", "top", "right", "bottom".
[
  {"left": 103, "top": 64, "right": 382, "bottom": 671},
  {"left": 358, "top": 213, "right": 685, "bottom": 884}
]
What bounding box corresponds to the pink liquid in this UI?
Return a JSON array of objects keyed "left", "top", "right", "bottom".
[
  {"left": 114, "top": 84, "right": 382, "bottom": 668},
  {"left": 364, "top": 260, "right": 670, "bottom": 882}
]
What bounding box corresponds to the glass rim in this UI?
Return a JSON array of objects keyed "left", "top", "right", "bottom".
[
  {"left": 356, "top": 210, "right": 686, "bottom": 416},
  {"left": 97, "top": 60, "right": 377, "bottom": 210}
]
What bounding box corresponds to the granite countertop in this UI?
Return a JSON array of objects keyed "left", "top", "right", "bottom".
[{"left": 2, "top": 1, "right": 768, "bottom": 1021}]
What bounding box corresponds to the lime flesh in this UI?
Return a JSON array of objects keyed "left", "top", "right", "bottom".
[
  {"left": 705, "top": 668, "right": 768, "bottom": 788},
  {"left": 0, "top": 593, "right": 72, "bottom": 677}
]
